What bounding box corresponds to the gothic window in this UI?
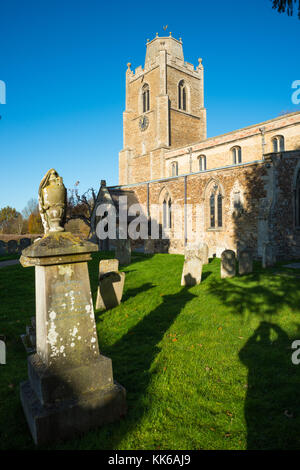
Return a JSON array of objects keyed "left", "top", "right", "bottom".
[
  {"left": 217, "top": 193, "right": 223, "bottom": 227},
  {"left": 142, "top": 84, "right": 150, "bottom": 113},
  {"left": 178, "top": 80, "right": 187, "bottom": 111},
  {"left": 198, "top": 155, "right": 206, "bottom": 171},
  {"left": 272, "top": 135, "right": 285, "bottom": 152},
  {"left": 207, "top": 182, "right": 224, "bottom": 229},
  {"left": 231, "top": 146, "right": 242, "bottom": 164},
  {"left": 171, "top": 161, "right": 178, "bottom": 176}
]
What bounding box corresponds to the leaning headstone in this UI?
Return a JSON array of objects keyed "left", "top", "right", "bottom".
[
  {"left": 19, "top": 169, "right": 126, "bottom": 446},
  {"left": 7, "top": 239, "right": 18, "bottom": 254},
  {"left": 19, "top": 238, "right": 31, "bottom": 251},
  {"left": 0, "top": 240, "right": 7, "bottom": 255},
  {"left": 181, "top": 245, "right": 202, "bottom": 286},
  {"left": 96, "top": 259, "right": 125, "bottom": 310},
  {"left": 262, "top": 242, "right": 276, "bottom": 268},
  {"left": 239, "top": 249, "right": 253, "bottom": 275},
  {"left": 221, "top": 250, "right": 236, "bottom": 278},
  {"left": 200, "top": 243, "right": 209, "bottom": 264},
  {"left": 115, "top": 239, "right": 131, "bottom": 266}
]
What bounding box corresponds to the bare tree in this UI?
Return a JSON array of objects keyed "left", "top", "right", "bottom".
[
  {"left": 272, "top": 0, "right": 300, "bottom": 18},
  {"left": 66, "top": 184, "right": 98, "bottom": 238}
]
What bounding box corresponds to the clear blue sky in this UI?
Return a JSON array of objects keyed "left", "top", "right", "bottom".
[{"left": 0, "top": 0, "right": 299, "bottom": 212}]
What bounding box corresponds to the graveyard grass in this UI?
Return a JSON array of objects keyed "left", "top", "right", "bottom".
[{"left": 1, "top": 251, "right": 300, "bottom": 450}]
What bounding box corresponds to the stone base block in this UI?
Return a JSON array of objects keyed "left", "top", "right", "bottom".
[{"left": 20, "top": 379, "right": 127, "bottom": 445}]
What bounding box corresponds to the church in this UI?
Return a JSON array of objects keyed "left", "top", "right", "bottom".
[{"left": 95, "top": 33, "right": 300, "bottom": 260}]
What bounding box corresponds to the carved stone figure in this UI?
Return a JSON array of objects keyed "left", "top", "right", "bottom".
[{"left": 38, "top": 169, "right": 66, "bottom": 234}]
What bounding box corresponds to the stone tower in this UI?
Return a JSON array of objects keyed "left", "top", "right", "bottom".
[{"left": 119, "top": 33, "right": 207, "bottom": 185}]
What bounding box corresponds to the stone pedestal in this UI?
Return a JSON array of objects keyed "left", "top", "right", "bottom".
[
  {"left": 96, "top": 259, "right": 125, "bottom": 310},
  {"left": 19, "top": 233, "right": 126, "bottom": 445}
]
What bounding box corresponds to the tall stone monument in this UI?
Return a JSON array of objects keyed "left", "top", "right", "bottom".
[{"left": 19, "top": 169, "right": 126, "bottom": 445}]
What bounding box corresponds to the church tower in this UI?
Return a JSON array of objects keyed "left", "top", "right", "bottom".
[{"left": 119, "top": 33, "right": 206, "bottom": 185}]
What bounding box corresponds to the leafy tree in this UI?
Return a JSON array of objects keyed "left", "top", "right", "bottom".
[
  {"left": 22, "top": 198, "right": 43, "bottom": 234},
  {"left": 272, "top": 0, "right": 300, "bottom": 18},
  {"left": 0, "top": 206, "right": 21, "bottom": 233},
  {"left": 27, "top": 213, "right": 43, "bottom": 234}
]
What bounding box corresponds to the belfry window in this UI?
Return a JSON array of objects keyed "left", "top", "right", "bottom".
[
  {"left": 178, "top": 80, "right": 187, "bottom": 111},
  {"left": 171, "top": 161, "right": 178, "bottom": 177},
  {"left": 198, "top": 155, "right": 206, "bottom": 171},
  {"left": 142, "top": 84, "right": 150, "bottom": 113},
  {"left": 272, "top": 135, "right": 285, "bottom": 153},
  {"left": 231, "top": 146, "right": 242, "bottom": 165}
]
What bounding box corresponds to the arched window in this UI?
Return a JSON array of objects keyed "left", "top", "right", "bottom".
[
  {"left": 162, "top": 194, "right": 172, "bottom": 229},
  {"left": 198, "top": 155, "right": 206, "bottom": 171},
  {"left": 142, "top": 84, "right": 150, "bottom": 113},
  {"left": 178, "top": 80, "right": 187, "bottom": 111},
  {"left": 210, "top": 193, "right": 215, "bottom": 228},
  {"left": 206, "top": 181, "right": 224, "bottom": 229},
  {"left": 171, "top": 161, "right": 178, "bottom": 177},
  {"left": 272, "top": 135, "right": 285, "bottom": 152},
  {"left": 231, "top": 146, "right": 242, "bottom": 165}
]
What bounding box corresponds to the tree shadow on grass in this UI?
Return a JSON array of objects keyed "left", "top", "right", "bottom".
[
  {"left": 103, "top": 286, "right": 197, "bottom": 449},
  {"left": 239, "top": 321, "right": 300, "bottom": 449},
  {"left": 207, "top": 270, "right": 300, "bottom": 317}
]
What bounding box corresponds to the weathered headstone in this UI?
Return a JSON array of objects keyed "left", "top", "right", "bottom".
[
  {"left": 262, "top": 242, "right": 276, "bottom": 268},
  {"left": 221, "top": 249, "right": 236, "bottom": 278},
  {"left": 0, "top": 240, "right": 7, "bottom": 255},
  {"left": 200, "top": 243, "right": 209, "bottom": 264},
  {"left": 96, "top": 259, "right": 125, "bottom": 310},
  {"left": 115, "top": 239, "right": 131, "bottom": 266},
  {"left": 181, "top": 245, "right": 202, "bottom": 286},
  {"left": 19, "top": 169, "right": 126, "bottom": 445},
  {"left": 144, "top": 239, "right": 155, "bottom": 254},
  {"left": 7, "top": 239, "right": 18, "bottom": 254},
  {"left": 239, "top": 249, "right": 253, "bottom": 275},
  {"left": 20, "top": 238, "right": 31, "bottom": 251}
]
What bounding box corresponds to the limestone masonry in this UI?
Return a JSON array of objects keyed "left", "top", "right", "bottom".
[{"left": 95, "top": 33, "right": 300, "bottom": 260}]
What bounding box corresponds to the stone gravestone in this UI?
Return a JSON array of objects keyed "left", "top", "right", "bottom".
[
  {"left": 200, "top": 243, "right": 209, "bottom": 265},
  {"left": 221, "top": 250, "right": 236, "bottom": 278},
  {"left": 19, "top": 237, "right": 31, "bottom": 252},
  {"left": 115, "top": 239, "right": 131, "bottom": 266},
  {"left": 239, "top": 249, "right": 253, "bottom": 275},
  {"left": 181, "top": 245, "right": 202, "bottom": 286},
  {"left": 144, "top": 239, "right": 155, "bottom": 254},
  {"left": 7, "top": 239, "right": 18, "bottom": 254},
  {"left": 19, "top": 169, "right": 126, "bottom": 445},
  {"left": 96, "top": 259, "right": 125, "bottom": 310},
  {"left": 262, "top": 242, "right": 276, "bottom": 268},
  {"left": 0, "top": 240, "right": 7, "bottom": 255}
]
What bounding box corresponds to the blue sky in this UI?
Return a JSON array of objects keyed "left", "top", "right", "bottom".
[{"left": 0, "top": 0, "right": 299, "bottom": 212}]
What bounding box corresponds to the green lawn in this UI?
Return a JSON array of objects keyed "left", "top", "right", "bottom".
[{"left": 1, "top": 252, "right": 300, "bottom": 450}]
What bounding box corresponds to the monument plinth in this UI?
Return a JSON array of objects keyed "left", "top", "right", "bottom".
[{"left": 19, "top": 170, "right": 126, "bottom": 445}]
